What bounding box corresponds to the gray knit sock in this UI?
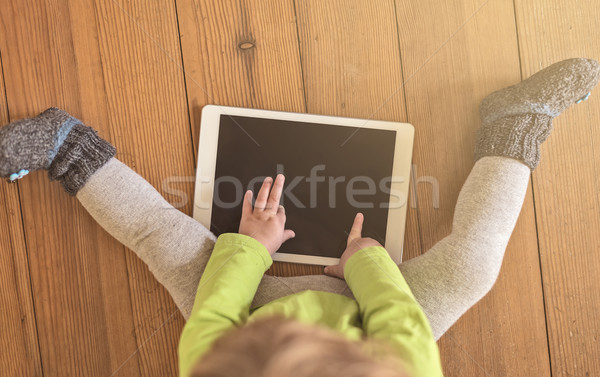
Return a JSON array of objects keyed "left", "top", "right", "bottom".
[
  {"left": 0, "top": 107, "right": 74, "bottom": 176},
  {"left": 49, "top": 123, "right": 116, "bottom": 195},
  {"left": 474, "top": 58, "right": 600, "bottom": 170},
  {"left": 0, "top": 107, "right": 116, "bottom": 195}
]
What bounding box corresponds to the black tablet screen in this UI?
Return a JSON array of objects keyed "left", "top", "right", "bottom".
[{"left": 210, "top": 114, "right": 396, "bottom": 259}]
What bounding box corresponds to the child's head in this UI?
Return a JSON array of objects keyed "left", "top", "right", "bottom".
[{"left": 190, "top": 314, "right": 409, "bottom": 377}]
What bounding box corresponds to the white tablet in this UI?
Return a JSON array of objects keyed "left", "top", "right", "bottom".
[{"left": 192, "top": 105, "right": 414, "bottom": 266}]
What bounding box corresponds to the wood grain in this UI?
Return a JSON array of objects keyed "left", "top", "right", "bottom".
[
  {"left": 294, "top": 0, "right": 422, "bottom": 263},
  {"left": 514, "top": 0, "right": 600, "bottom": 375},
  {"left": 175, "top": 0, "right": 315, "bottom": 276},
  {"left": 1, "top": 0, "right": 598, "bottom": 375},
  {"left": 0, "top": 0, "right": 195, "bottom": 374},
  {"left": 394, "top": 0, "right": 551, "bottom": 375},
  {"left": 0, "top": 0, "right": 143, "bottom": 375},
  {"left": 177, "top": 0, "right": 306, "bottom": 156},
  {"left": 92, "top": 0, "right": 198, "bottom": 374},
  {"left": 0, "top": 52, "right": 43, "bottom": 377}
]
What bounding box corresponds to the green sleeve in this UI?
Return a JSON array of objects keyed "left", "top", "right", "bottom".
[
  {"left": 344, "top": 246, "right": 444, "bottom": 377},
  {"left": 178, "top": 233, "right": 273, "bottom": 377}
]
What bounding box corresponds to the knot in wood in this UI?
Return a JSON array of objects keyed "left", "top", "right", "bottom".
[{"left": 238, "top": 41, "right": 255, "bottom": 50}]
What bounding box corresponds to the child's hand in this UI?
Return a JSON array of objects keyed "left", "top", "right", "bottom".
[
  {"left": 323, "top": 213, "right": 382, "bottom": 280},
  {"left": 238, "top": 174, "right": 296, "bottom": 255}
]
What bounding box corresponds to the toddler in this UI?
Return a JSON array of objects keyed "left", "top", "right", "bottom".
[{"left": 1, "top": 58, "right": 598, "bottom": 377}]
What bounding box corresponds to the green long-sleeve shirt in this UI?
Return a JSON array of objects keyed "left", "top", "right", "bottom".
[{"left": 178, "top": 233, "right": 443, "bottom": 377}]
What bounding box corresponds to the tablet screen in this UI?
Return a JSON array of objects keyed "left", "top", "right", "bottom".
[{"left": 210, "top": 114, "right": 396, "bottom": 259}]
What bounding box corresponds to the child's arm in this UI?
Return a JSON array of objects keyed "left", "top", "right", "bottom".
[
  {"left": 344, "top": 247, "right": 443, "bottom": 377},
  {"left": 178, "top": 232, "right": 273, "bottom": 377},
  {"left": 178, "top": 174, "right": 295, "bottom": 377},
  {"left": 325, "top": 213, "right": 443, "bottom": 377}
]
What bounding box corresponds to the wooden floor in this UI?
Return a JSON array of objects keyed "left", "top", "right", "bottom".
[{"left": 1, "top": 0, "right": 599, "bottom": 376}]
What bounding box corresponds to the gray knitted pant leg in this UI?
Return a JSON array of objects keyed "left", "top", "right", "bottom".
[
  {"left": 280, "top": 155, "right": 531, "bottom": 340},
  {"left": 76, "top": 157, "right": 332, "bottom": 319},
  {"left": 397, "top": 155, "right": 531, "bottom": 339}
]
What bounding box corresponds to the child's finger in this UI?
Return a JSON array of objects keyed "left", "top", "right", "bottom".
[
  {"left": 347, "top": 212, "right": 364, "bottom": 246},
  {"left": 324, "top": 264, "right": 343, "bottom": 280},
  {"left": 282, "top": 229, "right": 295, "bottom": 242},
  {"left": 254, "top": 176, "right": 273, "bottom": 212},
  {"left": 266, "top": 174, "right": 285, "bottom": 215},
  {"left": 241, "top": 190, "right": 253, "bottom": 218}
]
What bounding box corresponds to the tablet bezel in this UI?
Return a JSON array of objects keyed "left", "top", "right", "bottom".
[{"left": 192, "top": 105, "right": 414, "bottom": 265}]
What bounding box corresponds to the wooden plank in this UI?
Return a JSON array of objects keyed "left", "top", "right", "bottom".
[
  {"left": 0, "top": 0, "right": 197, "bottom": 374},
  {"left": 514, "top": 1, "right": 600, "bottom": 375},
  {"left": 0, "top": 0, "right": 142, "bottom": 375},
  {"left": 296, "top": 0, "right": 407, "bottom": 119},
  {"left": 177, "top": 0, "right": 305, "bottom": 156},
  {"left": 87, "top": 0, "right": 198, "bottom": 375},
  {"left": 394, "top": 0, "right": 551, "bottom": 375},
  {"left": 66, "top": 3, "right": 144, "bottom": 373},
  {"left": 294, "top": 0, "right": 422, "bottom": 264},
  {"left": 176, "top": 0, "right": 315, "bottom": 276},
  {"left": 0, "top": 52, "right": 43, "bottom": 377}
]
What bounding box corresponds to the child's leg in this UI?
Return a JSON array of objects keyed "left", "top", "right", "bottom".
[
  {"left": 78, "top": 157, "right": 325, "bottom": 318},
  {"left": 75, "top": 157, "right": 217, "bottom": 318},
  {"left": 266, "top": 59, "right": 600, "bottom": 339},
  {"left": 251, "top": 274, "right": 352, "bottom": 310},
  {"left": 256, "top": 155, "right": 530, "bottom": 333},
  {"left": 0, "top": 109, "right": 297, "bottom": 320},
  {"left": 262, "top": 156, "right": 530, "bottom": 325},
  {"left": 395, "top": 58, "right": 600, "bottom": 340},
  {"left": 77, "top": 159, "right": 351, "bottom": 316},
  {"left": 260, "top": 156, "right": 531, "bottom": 340},
  {"left": 396, "top": 156, "right": 529, "bottom": 340}
]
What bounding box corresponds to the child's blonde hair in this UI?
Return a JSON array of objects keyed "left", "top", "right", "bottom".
[{"left": 190, "top": 314, "right": 409, "bottom": 377}]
